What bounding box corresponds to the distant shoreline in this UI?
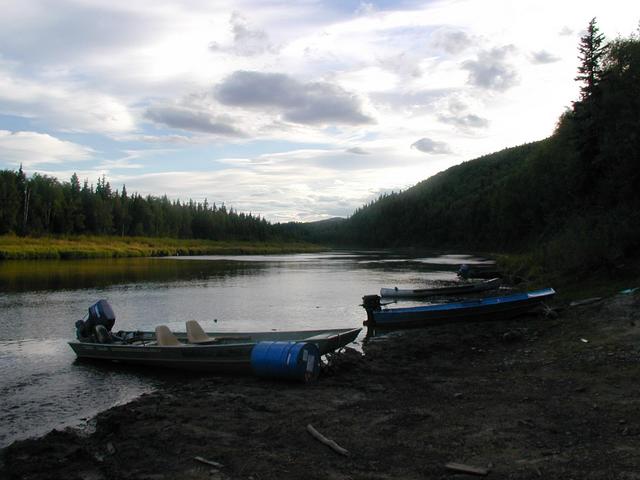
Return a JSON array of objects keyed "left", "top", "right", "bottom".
[{"left": 0, "top": 235, "right": 324, "bottom": 260}]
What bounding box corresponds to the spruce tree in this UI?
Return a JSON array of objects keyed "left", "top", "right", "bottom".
[
  {"left": 576, "top": 17, "right": 607, "bottom": 101},
  {"left": 573, "top": 18, "right": 608, "bottom": 186}
]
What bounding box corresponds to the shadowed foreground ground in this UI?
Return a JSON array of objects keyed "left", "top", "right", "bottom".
[{"left": 2, "top": 292, "right": 640, "bottom": 479}]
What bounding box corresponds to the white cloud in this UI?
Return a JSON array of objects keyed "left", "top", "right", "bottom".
[
  {"left": 462, "top": 45, "right": 519, "bottom": 91},
  {"left": 530, "top": 50, "right": 562, "bottom": 64},
  {"left": 210, "top": 12, "right": 278, "bottom": 56},
  {"left": 431, "top": 27, "right": 473, "bottom": 54},
  {"left": 0, "top": 130, "right": 94, "bottom": 167},
  {"left": 559, "top": 26, "right": 574, "bottom": 36},
  {"left": 215, "top": 71, "right": 374, "bottom": 126},
  {"left": 113, "top": 134, "right": 194, "bottom": 144},
  {"left": 0, "top": 1, "right": 166, "bottom": 65},
  {"left": 411, "top": 137, "right": 452, "bottom": 154},
  {"left": 438, "top": 113, "right": 489, "bottom": 130},
  {"left": 145, "top": 104, "right": 245, "bottom": 137},
  {"left": 98, "top": 157, "right": 144, "bottom": 170},
  {"left": 0, "top": 71, "right": 135, "bottom": 133},
  {"left": 347, "top": 147, "right": 370, "bottom": 155}
]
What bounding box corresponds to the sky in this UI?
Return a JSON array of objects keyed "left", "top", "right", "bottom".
[{"left": 0, "top": 0, "right": 638, "bottom": 222}]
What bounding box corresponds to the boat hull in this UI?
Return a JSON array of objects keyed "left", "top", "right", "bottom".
[
  {"left": 380, "top": 278, "right": 501, "bottom": 298},
  {"left": 69, "top": 328, "right": 361, "bottom": 372},
  {"left": 367, "top": 288, "right": 555, "bottom": 330}
]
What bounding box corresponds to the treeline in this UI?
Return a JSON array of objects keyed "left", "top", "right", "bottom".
[
  {"left": 0, "top": 170, "right": 272, "bottom": 241},
  {"left": 303, "top": 20, "right": 640, "bottom": 275}
]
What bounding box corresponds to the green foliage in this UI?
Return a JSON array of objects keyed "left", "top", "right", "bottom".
[
  {"left": 597, "top": 35, "right": 640, "bottom": 206},
  {"left": 331, "top": 141, "right": 549, "bottom": 250},
  {"left": 0, "top": 170, "right": 277, "bottom": 243},
  {"left": 0, "top": 170, "right": 20, "bottom": 234},
  {"left": 275, "top": 217, "right": 347, "bottom": 245}
]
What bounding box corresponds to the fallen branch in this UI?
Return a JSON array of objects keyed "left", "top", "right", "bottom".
[
  {"left": 445, "top": 462, "right": 489, "bottom": 476},
  {"left": 569, "top": 297, "right": 603, "bottom": 307},
  {"left": 194, "top": 456, "right": 224, "bottom": 468},
  {"left": 306, "top": 424, "right": 349, "bottom": 456}
]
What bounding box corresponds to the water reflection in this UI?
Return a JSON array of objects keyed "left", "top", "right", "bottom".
[{"left": 0, "top": 257, "right": 266, "bottom": 292}]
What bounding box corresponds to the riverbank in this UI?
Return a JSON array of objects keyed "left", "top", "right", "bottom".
[
  {"left": 2, "top": 287, "right": 639, "bottom": 479},
  {"left": 0, "top": 235, "right": 323, "bottom": 260}
]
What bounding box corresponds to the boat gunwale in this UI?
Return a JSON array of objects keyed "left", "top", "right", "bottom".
[
  {"left": 378, "top": 288, "right": 555, "bottom": 315},
  {"left": 380, "top": 277, "right": 502, "bottom": 298},
  {"left": 68, "top": 327, "right": 362, "bottom": 352}
]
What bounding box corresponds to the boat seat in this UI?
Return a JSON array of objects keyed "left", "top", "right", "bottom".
[
  {"left": 186, "top": 320, "right": 219, "bottom": 344},
  {"left": 155, "top": 325, "right": 182, "bottom": 346}
]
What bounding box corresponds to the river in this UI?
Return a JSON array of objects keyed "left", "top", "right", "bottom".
[{"left": 0, "top": 251, "right": 491, "bottom": 447}]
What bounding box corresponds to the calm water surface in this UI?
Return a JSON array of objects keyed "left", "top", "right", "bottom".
[{"left": 0, "top": 251, "right": 491, "bottom": 447}]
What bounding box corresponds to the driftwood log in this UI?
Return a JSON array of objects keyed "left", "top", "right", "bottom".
[
  {"left": 306, "top": 424, "right": 349, "bottom": 456},
  {"left": 445, "top": 462, "right": 489, "bottom": 476},
  {"left": 194, "top": 456, "right": 224, "bottom": 468}
]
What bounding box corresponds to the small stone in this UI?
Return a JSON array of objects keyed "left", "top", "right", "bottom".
[{"left": 502, "top": 331, "right": 521, "bottom": 343}]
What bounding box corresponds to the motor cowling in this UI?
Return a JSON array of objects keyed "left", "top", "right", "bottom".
[
  {"left": 87, "top": 299, "right": 116, "bottom": 331},
  {"left": 76, "top": 299, "right": 116, "bottom": 342}
]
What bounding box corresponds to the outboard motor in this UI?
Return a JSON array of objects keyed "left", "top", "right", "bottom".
[
  {"left": 76, "top": 299, "right": 116, "bottom": 343},
  {"left": 88, "top": 299, "right": 116, "bottom": 330},
  {"left": 362, "top": 295, "right": 382, "bottom": 329},
  {"left": 457, "top": 264, "right": 470, "bottom": 279},
  {"left": 362, "top": 295, "right": 382, "bottom": 312}
]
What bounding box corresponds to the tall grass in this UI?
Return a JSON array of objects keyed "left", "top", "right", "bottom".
[
  {"left": 496, "top": 207, "right": 640, "bottom": 298},
  {"left": 0, "top": 235, "right": 324, "bottom": 260}
]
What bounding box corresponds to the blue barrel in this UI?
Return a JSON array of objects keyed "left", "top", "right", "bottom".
[{"left": 250, "top": 341, "right": 320, "bottom": 383}]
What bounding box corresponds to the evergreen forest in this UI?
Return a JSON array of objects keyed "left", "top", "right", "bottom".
[{"left": 0, "top": 171, "right": 272, "bottom": 241}]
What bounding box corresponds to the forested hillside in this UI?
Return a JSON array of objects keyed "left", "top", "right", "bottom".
[{"left": 299, "top": 20, "right": 639, "bottom": 276}]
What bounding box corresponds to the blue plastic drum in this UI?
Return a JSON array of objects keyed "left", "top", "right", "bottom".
[{"left": 250, "top": 341, "right": 320, "bottom": 383}]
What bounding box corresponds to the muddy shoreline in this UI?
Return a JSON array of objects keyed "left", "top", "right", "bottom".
[{"left": 2, "top": 292, "right": 640, "bottom": 479}]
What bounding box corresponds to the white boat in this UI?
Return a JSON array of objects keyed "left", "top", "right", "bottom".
[{"left": 380, "top": 277, "right": 502, "bottom": 298}]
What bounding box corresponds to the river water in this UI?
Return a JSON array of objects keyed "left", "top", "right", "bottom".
[{"left": 0, "top": 251, "right": 491, "bottom": 447}]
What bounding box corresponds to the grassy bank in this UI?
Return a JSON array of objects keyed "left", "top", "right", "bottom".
[
  {"left": 496, "top": 251, "right": 640, "bottom": 301},
  {"left": 0, "top": 235, "right": 324, "bottom": 260}
]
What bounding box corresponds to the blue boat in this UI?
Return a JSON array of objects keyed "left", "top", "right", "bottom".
[{"left": 362, "top": 288, "right": 555, "bottom": 330}]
